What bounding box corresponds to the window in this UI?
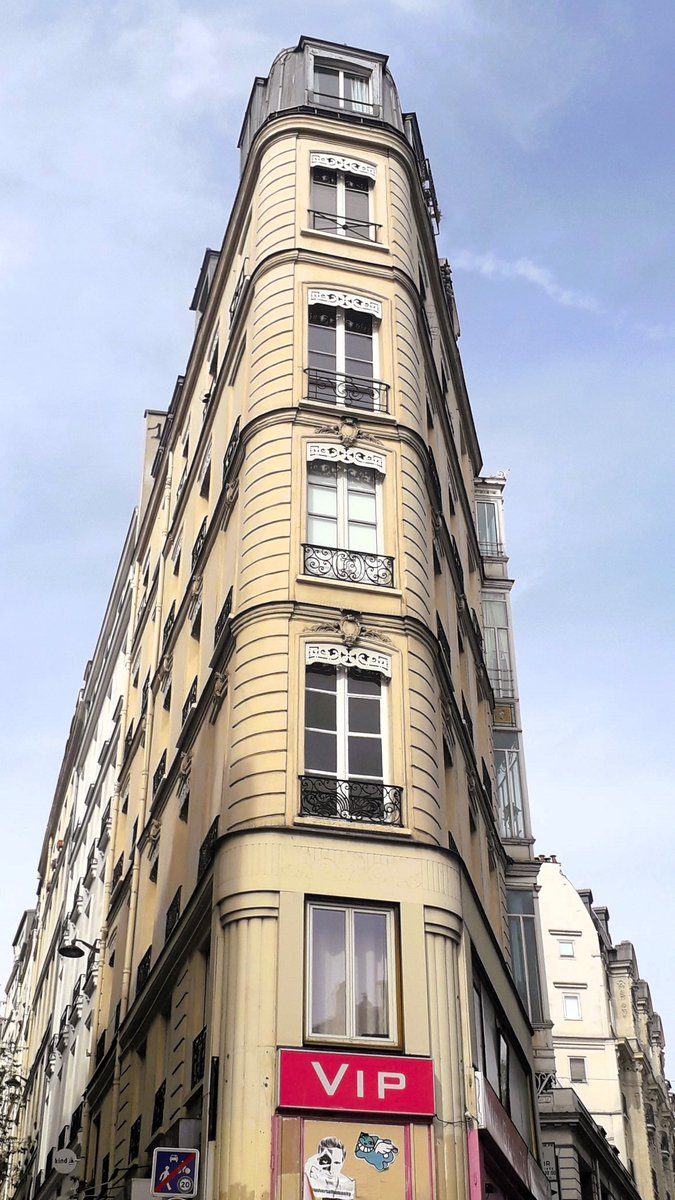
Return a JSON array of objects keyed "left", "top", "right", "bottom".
[
  {"left": 482, "top": 596, "right": 513, "bottom": 697},
  {"left": 494, "top": 732, "right": 525, "bottom": 838},
  {"left": 477, "top": 501, "right": 501, "bottom": 556},
  {"left": 306, "top": 901, "right": 397, "bottom": 1043},
  {"left": 310, "top": 160, "right": 375, "bottom": 241},
  {"left": 506, "top": 891, "right": 543, "bottom": 1023},
  {"left": 306, "top": 293, "right": 386, "bottom": 411},
  {"left": 563, "top": 993, "right": 582, "bottom": 1020},
  {"left": 472, "top": 973, "right": 535, "bottom": 1149},
  {"left": 301, "top": 646, "right": 401, "bottom": 824},
  {"left": 558, "top": 939, "right": 575, "bottom": 958},
  {"left": 569, "top": 1057, "right": 587, "bottom": 1083},
  {"left": 304, "top": 451, "right": 392, "bottom": 587},
  {"left": 313, "top": 61, "right": 372, "bottom": 113}
]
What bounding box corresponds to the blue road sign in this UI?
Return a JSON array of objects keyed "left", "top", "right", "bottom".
[{"left": 151, "top": 1148, "right": 200, "bottom": 1197}]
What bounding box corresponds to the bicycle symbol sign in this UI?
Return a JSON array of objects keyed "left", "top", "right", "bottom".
[{"left": 151, "top": 1149, "right": 200, "bottom": 1197}]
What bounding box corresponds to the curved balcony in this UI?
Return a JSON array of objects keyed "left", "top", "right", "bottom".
[
  {"left": 304, "top": 367, "right": 389, "bottom": 412},
  {"left": 300, "top": 775, "right": 402, "bottom": 825},
  {"left": 302, "top": 543, "right": 394, "bottom": 588}
]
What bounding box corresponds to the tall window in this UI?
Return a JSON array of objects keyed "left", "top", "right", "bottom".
[
  {"left": 311, "top": 166, "right": 373, "bottom": 240},
  {"left": 494, "top": 732, "right": 525, "bottom": 838},
  {"left": 305, "top": 663, "right": 384, "bottom": 784},
  {"left": 477, "top": 500, "right": 501, "bottom": 556},
  {"left": 563, "top": 993, "right": 582, "bottom": 1020},
  {"left": 308, "top": 304, "right": 375, "bottom": 406},
  {"left": 506, "top": 890, "right": 543, "bottom": 1023},
  {"left": 308, "top": 460, "right": 378, "bottom": 552},
  {"left": 569, "top": 1057, "right": 587, "bottom": 1083},
  {"left": 313, "top": 62, "right": 372, "bottom": 112},
  {"left": 482, "top": 596, "right": 513, "bottom": 696},
  {"left": 307, "top": 902, "right": 397, "bottom": 1043},
  {"left": 472, "top": 973, "right": 535, "bottom": 1149}
]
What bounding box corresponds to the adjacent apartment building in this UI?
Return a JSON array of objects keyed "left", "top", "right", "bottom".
[
  {"left": 2, "top": 35, "right": 571, "bottom": 1200},
  {"left": 537, "top": 860, "right": 675, "bottom": 1200}
]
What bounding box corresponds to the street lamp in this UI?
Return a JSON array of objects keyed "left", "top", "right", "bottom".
[{"left": 57, "top": 937, "right": 97, "bottom": 960}]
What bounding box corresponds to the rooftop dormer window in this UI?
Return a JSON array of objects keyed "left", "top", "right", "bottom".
[{"left": 313, "top": 61, "right": 372, "bottom": 113}]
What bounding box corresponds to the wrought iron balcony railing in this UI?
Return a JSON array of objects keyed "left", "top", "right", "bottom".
[
  {"left": 152, "top": 1080, "right": 166, "bottom": 1133},
  {"left": 128, "top": 1115, "right": 141, "bottom": 1163},
  {"left": 478, "top": 538, "right": 505, "bottom": 558},
  {"left": 136, "top": 946, "right": 152, "bottom": 997},
  {"left": 191, "top": 517, "right": 208, "bottom": 572},
  {"left": 111, "top": 854, "right": 124, "bottom": 894},
  {"left": 191, "top": 1025, "right": 207, "bottom": 1088},
  {"left": 162, "top": 601, "right": 176, "bottom": 649},
  {"left": 214, "top": 587, "right": 233, "bottom": 646},
  {"left": 165, "top": 887, "right": 181, "bottom": 943},
  {"left": 299, "top": 775, "right": 403, "bottom": 825},
  {"left": 181, "top": 677, "right": 198, "bottom": 727},
  {"left": 152, "top": 749, "right": 167, "bottom": 797},
  {"left": 229, "top": 259, "right": 249, "bottom": 326},
  {"left": 304, "top": 367, "right": 389, "bottom": 412},
  {"left": 302, "top": 543, "right": 394, "bottom": 588},
  {"left": 308, "top": 209, "right": 381, "bottom": 242},
  {"left": 436, "top": 616, "right": 452, "bottom": 675},
  {"left": 197, "top": 816, "right": 219, "bottom": 882},
  {"left": 306, "top": 90, "right": 381, "bottom": 117},
  {"left": 222, "top": 417, "right": 241, "bottom": 484},
  {"left": 95, "top": 1030, "right": 106, "bottom": 1067}
]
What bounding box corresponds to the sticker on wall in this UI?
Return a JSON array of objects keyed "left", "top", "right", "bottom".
[
  {"left": 304, "top": 1136, "right": 357, "bottom": 1200},
  {"left": 354, "top": 1132, "right": 399, "bottom": 1173}
]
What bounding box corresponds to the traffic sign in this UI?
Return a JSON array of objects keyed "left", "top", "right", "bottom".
[{"left": 151, "top": 1148, "right": 200, "bottom": 1197}]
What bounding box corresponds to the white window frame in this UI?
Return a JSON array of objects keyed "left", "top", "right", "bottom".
[
  {"left": 482, "top": 592, "right": 514, "bottom": 697},
  {"left": 304, "top": 661, "right": 389, "bottom": 784},
  {"left": 477, "top": 499, "right": 502, "bottom": 556},
  {"left": 308, "top": 292, "right": 381, "bottom": 380},
  {"left": 558, "top": 939, "right": 576, "bottom": 958},
  {"left": 306, "top": 444, "right": 385, "bottom": 556},
  {"left": 569, "top": 1056, "right": 587, "bottom": 1083},
  {"left": 563, "top": 993, "right": 582, "bottom": 1020},
  {"left": 308, "top": 50, "right": 381, "bottom": 115},
  {"left": 306, "top": 900, "right": 398, "bottom": 1045},
  {"left": 494, "top": 731, "right": 526, "bottom": 839},
  {"left": 309, "top": 153, "right": 376, "bottom": 241}
]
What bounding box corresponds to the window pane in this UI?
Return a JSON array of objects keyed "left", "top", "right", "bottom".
[
  {"left": 348, "top": 523, "right": 378, "bottom": 553},
  {"left": 353, "top": 910, "right": 389, "bottom": 1037},
  {"left": 509, "top": 1052, "right": 532, "bottom": 1146},
  {"left": 349, "top": 671, "right": 381, "bottom": 696},
  {"left": 308, "top": 306, "right": 337, "bottom": 373},
  {"left": 346, "top": 72, "right": 370, "bottom": 113},
  {"left": 306, "top": 664, "right": 336, "bottom": 692},
  {"left": 308, "top": 482, "right": 338, "bottom": 518},
  {"left": 523, "top": 919, "right": 543, "bottom": 1023},
  {"left": 563, "top": 994, "right": 581, "bottom": 1019},
  {"left": 348, "top": 735, "right": 382, "bottom": 779},
  {"left": 311, "top": 908, "right": 346, "bottom": 1035},
  {"left": 345, "top": 179, "right": 370, "bottom": 238},
  {"left": 508, "top": 914, "right": 529, "bottom": 1011},
  {"left": 570, "top": 1057, "right": 587, "bottom": 1083},
  {"left": 315, "top": 65, "right": 339, "bottom": 105},
  {"left": 559, "top": 940, "right": 575, "bottom": 958},
  {"left": 348, "top": 492, "right": 377, "bottom": 523},
  {"left": 477, "top": 501, "right": 498, "bottom": 548},
  {"left": 305, "top": 729, "right": 337, "bottom": 775},
  {"left": 308, "top": 516, "right": 338, "bottom": 546},
  {"left": 349, "top": 695, "right": 381, "bottom": 735},
  {"left": 305, "top": 688, "right": 336, "bottom": 732},
  {"left": 506, "top": 889, "right": 534, "bottom": 915}
]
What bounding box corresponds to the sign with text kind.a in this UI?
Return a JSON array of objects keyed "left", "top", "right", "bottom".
[{"left": 278, "top": 1049, "right": 436, "bottom": 1116}]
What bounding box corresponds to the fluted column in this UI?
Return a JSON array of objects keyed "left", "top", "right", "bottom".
[
  {"left": 425, "top": 907, "right": 468, "bottom": 1200},
  {"left": 215, "top": 891, "right": 279, "bottom": 1200}
]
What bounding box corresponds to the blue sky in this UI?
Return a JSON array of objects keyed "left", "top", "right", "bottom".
[{"left": 2, "top": 1, "right": 674, "bottom": 1046}]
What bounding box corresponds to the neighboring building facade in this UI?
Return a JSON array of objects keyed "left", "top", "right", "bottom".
[
  {"left": 538, "top": 859, "right": 675, "bottom": 1200},
  {"left": 4, "top": 37, "right": 561, "bottom": 1200},
  {"left": 539, "top": 1087, "right": 643, "bottom": 1200}
]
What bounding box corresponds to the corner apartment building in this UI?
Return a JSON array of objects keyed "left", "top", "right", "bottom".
[
  {"left": 537, "top": 860, "right": 675, "bottom": 1200},
  {"left": 4, "top": 37, "right": 555, "bottom": 1200}
]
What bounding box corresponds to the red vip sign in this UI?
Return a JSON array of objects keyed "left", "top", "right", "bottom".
[{"left": 278, "top": 1049, "right": 436, "bottom": 1116}]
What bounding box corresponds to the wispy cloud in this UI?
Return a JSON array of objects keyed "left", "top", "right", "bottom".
[{"left": 452, "top": 248, "right": 604, "bottom": 314}]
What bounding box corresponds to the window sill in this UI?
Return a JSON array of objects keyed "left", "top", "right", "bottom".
[
  {"left": 301, "top": 227, "right": 390, "bottom": 254},
  {"left": 294, "top": 814, "right": 413, "bottom": 838},
  {"left": 297, "top": 573, "right": 403, "bottom": 600}
]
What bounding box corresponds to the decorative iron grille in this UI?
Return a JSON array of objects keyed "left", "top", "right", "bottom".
[
  {"left": 308, "top": 210, "right": 380, "bottom": 242},
  {"left": 427, "top": 451, "right": 443, "bottom": 510},
  {"left": 95, "top": 1030, "right": 106, "bottom": 1067},
  {"left": 191, "top": 1025, "right": 207, "bottom": 1088},
  {"left": 124, "top": 722, "right": 134, "bottom": 758},
  {"left": 136, "top": 946, "right": 152, "bottom": 996},
  {"left": 214, "top": 587, "right": 233, "bottom": 646},
  {"left": 165, "top": 888, "right": 181, "bottom": 942},
  {"left": 487, "top": 667, "right": 514, "bottom": 698},
  {"left": 152, "top": 750, "right": 167, "bottom": 797},
  {"left": 197, "top": 817, "right": 219, "bottom": 881},
  {"left": 70, "top": 1102, "right": 83, "bottom": 1140},
  {"left": 111, "top": 854, "right": 124, "bottom": 893},
  {"left": 191, "top": 517, "right": 208, "bottom": 571},
  {"left": 128, "top": 1115, "right": 141, "bottom": 1163},
  {"left": 302, "top": 544, "right": 394, "bottom": 587},
  {"left": 181, "top": 678, "right": 198, "bottom": 727},
  {"left": 99, "top": 800, "right": 111, "bottom": 846},
  {"left": 436, "top": 616, "right": 452, "bottom": 674},
  {"left": 229, "top": 260, "right": 249, "bottom": 325},
  {"left": 162, "top": 601, "right": 176, "bottom": 649},
  {"left": 222, "top": 417, "right": 241, "bottom": 483},
  {"left": 449, "top": 535, "right": 464, "bottom": 591},
  {"left": 299, "top": 775, "right": 402, "bottom": 824},
  {"left": 151, "top": 1080, "right": 166, "bottom": 1133},
  {"left": 304, "top": 367, "right": 389, "bottom": 412}
]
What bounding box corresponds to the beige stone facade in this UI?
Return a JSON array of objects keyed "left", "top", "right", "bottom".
[{"left": 3, "top": 37, "right": 555, "bottom": 1200}]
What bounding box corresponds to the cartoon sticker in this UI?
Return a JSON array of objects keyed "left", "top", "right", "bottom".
[{"left": 354, "top": 1132, "right": 399, "bottom": 1173}]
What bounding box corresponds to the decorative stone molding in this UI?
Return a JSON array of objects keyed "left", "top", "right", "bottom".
[
  {"left": 178, "top": 753, "right": 192, "bottom": 801},
  {"left": 210, "top": 671, "right": 228, "bottom": 723},
  {"left": 306, "top": 642, "right": 391, "bottom": 678},
  {"left": 310, "top": 152, "right": 376, "bottom": 180},
  {"left": 307, "top": 441, "right": 386, "bottom": 475},
  {"left": 308, "top": 288, "right": 382, "bottom": 320},
  {"left": 147, "top": 819, "right": 161, "bottom": 860},
  {"left": 312, "top": 419, "right": 384, "bottom": 449},
  {"left": 159, "top": 655, "right": 172, "bottom": 694}
]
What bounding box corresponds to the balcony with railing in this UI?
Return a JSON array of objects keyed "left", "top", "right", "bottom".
[
  {"left": 214, "top": 587, "right": 233, "bottom": 646},
  {"left": 222, "top": 417, "right": 241, "bottom": 484},
  {"left": 436, "top": 616, "right": 452, "bottom": 678},
  {"left": 304, "top": 367, "right": 389, "bottom": 412},
  {"left": 449, "top": 535, "right": 464, "bottom": 592},
  {"left": 478, "top": 537, "right": 505, "bottom": 559},
  {"left": 151, "top": 1080, "right": 166, "bottom": 1133},
  {"left": 136, "top": 946, "right": 152, "bottom": 997},
  {"left": 181, "top": 677, "right": 198, "bottom": 727},
  {"left": 302, "top": 544, "right": 394, "bottom": 587},
  {"left": 229, "top": 259, "right": 249, "bottom": 326},
  {"left": 98, "top": 799, "right": 112, "bottom": 848},
  {"left": 95, "top": 1030, "right": 106, "bottom": 1067},
  {"left": 152, "top": 750, "right": 167, "bottom": 798},
  {"left": 308, "top": 209, "right": 381, "bottom": 242},
  {"left": 69, "top": 1102, "right": 83, "bottom": 1142},
  {"left": 197, "top": 817, "right": 219, "bottom": 882},
  {"left": 128, "top": 1115, "right": 141, "bottom": 1163},
  {"left": 111, "top": 853, "right": 124, "bottom": 894},
  {"left": 191, "top": 517, "right": 208, "bottom": 572},
  {"left": 165, "top": 888, "right": 181, "bottom": 943},
  {"left": 299, "top": 776, "right": 403, "bottom": 825},
  {"left": 191, "top": 1025, "right": 207, "bottom": 1088},
  {"left": 162, "top": 601, "right": 176, "bottom": 649},
  {"left": 123, "top": 721, "right": 135, "bottom": 760},
  {"left": 84, "top": 943, "right": 98, "bottom": 996},
  {"left": 487, "top": 666, "right": 515, "bottom": 699},
  {"left": 84, "top": 841, "right": 99, "bottom": 887}
]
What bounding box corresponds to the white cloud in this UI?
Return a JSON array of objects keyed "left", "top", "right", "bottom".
[{"left": 452, "top": 248, "right": 604, "bottom": 314}]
